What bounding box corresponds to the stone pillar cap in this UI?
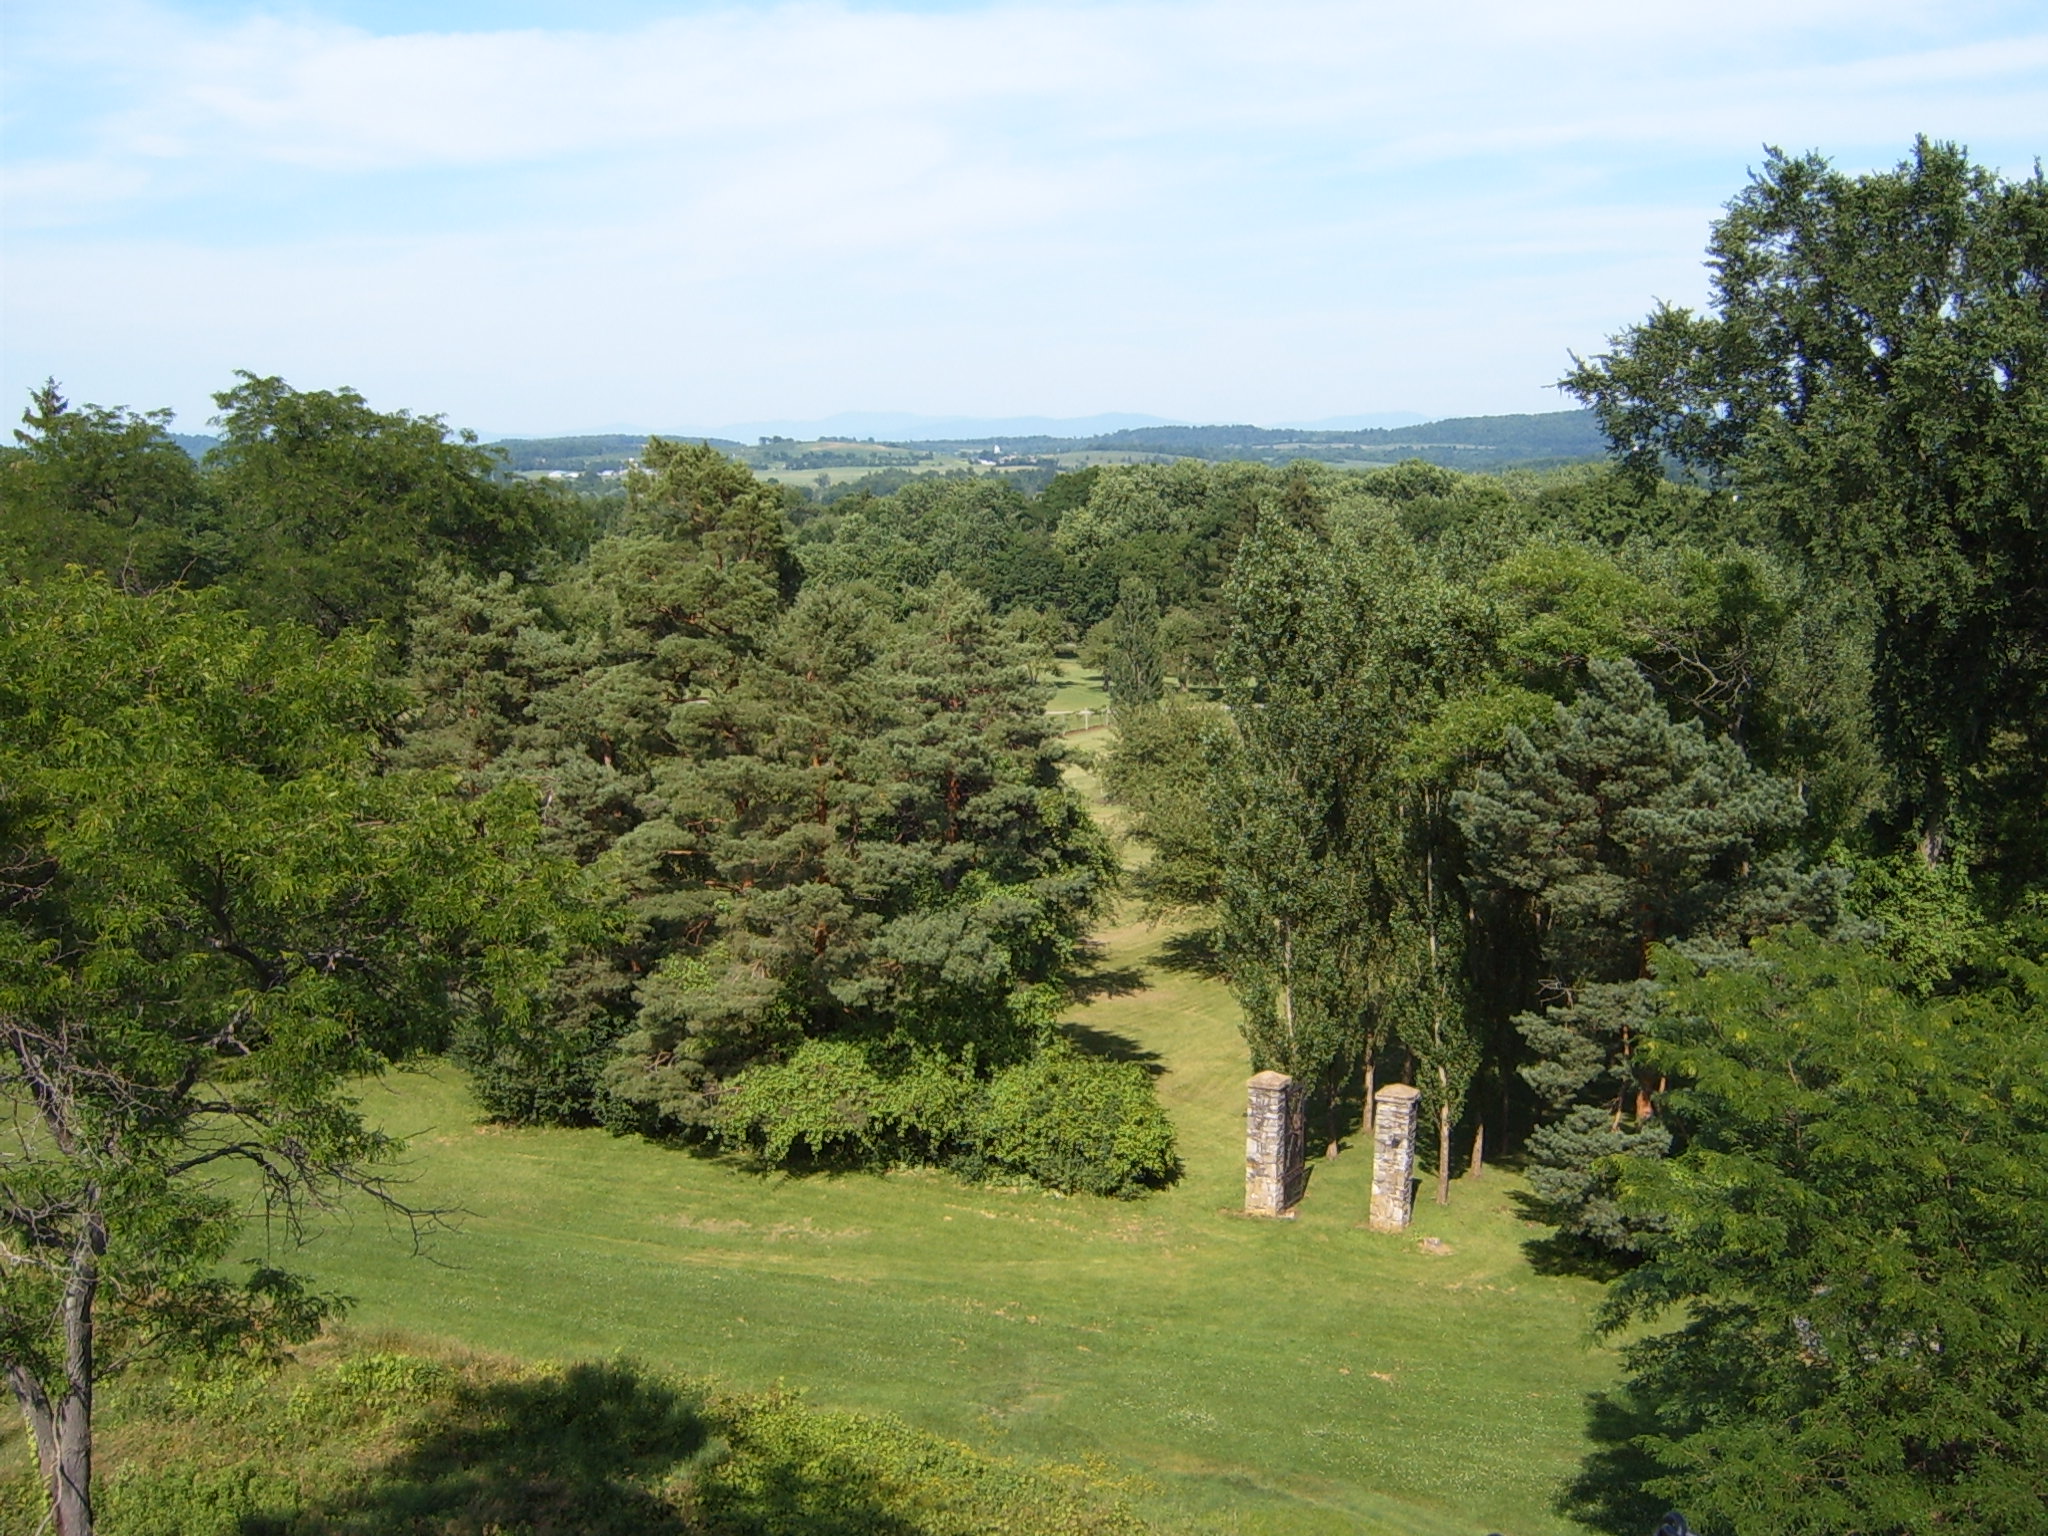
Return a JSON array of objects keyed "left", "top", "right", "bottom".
[
  {"left": 1248, "top": 1070, "right": 1294, "bottom": 1088},
  {"left": 1373, "top": 1083, "right": 1423, "bottom": 1101}
]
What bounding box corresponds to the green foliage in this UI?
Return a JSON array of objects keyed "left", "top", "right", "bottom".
[
  {"left": 397, "top": 453, "right": 1124, "bottom": 1181},
  {"left": 1, "top": 373, "right": 586, "bottom": 641},
  {"left": 713, "top": 1040, "right": 977, "bottom": 1165},
  {"left": 1598, "top": 934, "right": 2048, "bottom": 1533},
  {"left": 1086, "top": 578, "right": 1165, "bottom": 708},
  {"left": 1455, "top": 659, "right": 1842, "bottom": 1248},
  {"left": 1, "top": 1340, "right": 1153, "bottom": 1536},
  {"left": 1566, "top": 139, "right": 2048, "bottom": 889},
  {"left": 1479, "top": 541, "right": 1882, "bottom": 838},
  {"left": 0, "top": 381, "right": 222, "bottom": 591},
  {"left": 794, "top": 474, "right": 1064, "bottom": 614},
  {"left": 973, "top": 1041, "right": 1180, "bottom": 1197},
  {"left": 1216, "top": 495, "right": 1494, "bottom": 1159},
  {"left": 204, "top": 372, "right": 580, "bottom": 634},
  {"left": 1100, "top": 697, "right": 1229, "bottom": 915},
  {"left": 1844, "top": 848, "right": 1993, "bottom": 989},
  {"left": 713, "top": 1038, "right": 1178, "bottom": 1198},
  {"left": 0, "top": 572, "right": 593, "bottom": 1532}
]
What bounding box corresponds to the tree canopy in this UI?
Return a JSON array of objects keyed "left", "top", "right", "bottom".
[
  {"left": 0, "top": 572, "right": 590, "bottom": 1534},
  {"left": 1600, "top": 934, "right": 2048, "bottom": 1533},
  {"left": 1566, "top": 139, "right": 2048, "bottom": 890}
]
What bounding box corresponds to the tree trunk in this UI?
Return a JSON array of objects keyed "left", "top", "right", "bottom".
[
  {"left": 1278, "top": 924, "right": 1297, "bottom": 1064},
  {"left": 1435, "top": 1086, "right": 1452, "bottom": 1207},
  {"left": 1325, "top": 1089, "right": 1341, "bottom": 1161},
  {"left": 1359, "top": 1055, "right": 1376, "bottom": 1145},
  {"left": 11, "top": 1205, "right": 106, "bottom": 1536},
  {"left": 1469, "top": 1121, "right": 1485, "bottom": 1181}
]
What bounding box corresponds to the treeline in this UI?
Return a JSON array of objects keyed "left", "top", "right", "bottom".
[
  {"left": 1055, "top": 409, "right": 1607, "bottom": 462},
  {"left": 6, "top": 136, "right": 2044, "bottom": 1534},
  {"left": 3, "top": 368, "right": 1222, "bottom": 1534},
  {"left": 1, "top": 388, "right": 1185, "bottom": 1199}
]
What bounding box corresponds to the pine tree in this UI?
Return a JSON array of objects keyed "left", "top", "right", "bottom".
[
  {"left": 1455, "top": 658, "right": 1843, "bottom": 1249},
  {"left": 399, "top": 453, "right": 1115, "bottom": 1145}
]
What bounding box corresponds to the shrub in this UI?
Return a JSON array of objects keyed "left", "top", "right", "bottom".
[
  {"left": 977, "top": 1043, "right": 1179, "bottom": 1197},
  {"left": 714, "top": 1039, "right": 1179, "bottom": 1198}
]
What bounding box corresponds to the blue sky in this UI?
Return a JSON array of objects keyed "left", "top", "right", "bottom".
[{"left": 3, "top": 0, "right": 2044, "bottom": 437}]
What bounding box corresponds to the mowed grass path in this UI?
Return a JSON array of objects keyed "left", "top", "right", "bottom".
[{"left": 292, "top": 916, "right": 1616, "bottom": 1536}]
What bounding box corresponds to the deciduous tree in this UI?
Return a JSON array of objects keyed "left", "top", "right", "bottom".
[
  {"left": 1602, "top": 933, "right": 2048, "bottom": 1532},
  {"left": 0, "top": 574, "right": 587, "bottom": 1536},
  {"left": 1565, "top": 140, "right": 2048, "bottom": 889}
]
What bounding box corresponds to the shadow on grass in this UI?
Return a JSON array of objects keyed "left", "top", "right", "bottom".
[
  {"left": 1152, "top": 927, "right": 1226, "bottom": 978},
  {"left": 245, "top": 1359, "right": 921, "bottom": 1536},
  {"left": 1512, "top": 1191, "right": 1641, "bottom": 1282},
  {"left": 1555, "top": 1387, "right": 1671, "bottom": 1535},
  {"left": 1064, "top": 961, "right": 1151, "bottom": 1003},
  {"left": 1059, "top": 1019, "right": 1167, "bottom": 1075}
]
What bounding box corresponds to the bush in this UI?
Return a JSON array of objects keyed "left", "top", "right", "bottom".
[
  {"left": 456, "top": 1004, "right": 656, "bottom": 1136},
  {"left": 977, "top": 1043, "right": 1179, "bottom": 1198},
  {"left": 713, "top": 1039, "right": 1179, "bottom": 1198},
  {"left": 713, "top": 1041, "right": 977, "bottom": 1164}
]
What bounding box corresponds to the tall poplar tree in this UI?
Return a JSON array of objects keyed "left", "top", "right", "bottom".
[{"left": 1218, "top": 500, "right": 1490, "bottom": 1169}]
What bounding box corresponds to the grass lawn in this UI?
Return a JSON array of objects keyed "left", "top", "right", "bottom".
[
  {"left": 1048, "top": 657, "right": 1111, "bottom": 718},
  {"left": 11, "top": 724, "right": 1617, "bottom": 1534},
  {"left": 253, "top": 739, "right": 1618, "bottom": 1536}
]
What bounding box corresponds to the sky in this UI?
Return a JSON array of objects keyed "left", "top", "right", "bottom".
[{"left": 3, "top": 0, "right": 2044, "bottom": 438}]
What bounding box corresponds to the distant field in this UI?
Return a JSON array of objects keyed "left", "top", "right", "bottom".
[
  {"left": 753, "top": 464, "right": 910, "bottom": 488},
  {"left": 187, "top": 746, "right": 1618, "bottom": 1536},
  {"left": 478, "top": 411, "right": 1609, "bottom": 484}
]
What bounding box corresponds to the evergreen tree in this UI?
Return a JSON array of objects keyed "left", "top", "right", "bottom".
[
  {"left": 398, "top": 450, "right": 1115, "bottom": 1151},
  {"left": 1091, "top": 576, "right": 1165, "bottom": 708},
  {"left": 1455, "top": 658, "right": 1843, "bottom": 1249}
]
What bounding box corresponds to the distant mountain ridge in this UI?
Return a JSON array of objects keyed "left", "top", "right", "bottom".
[{"left": 168, "top": 410, "right": 1612, "bottom": 476}]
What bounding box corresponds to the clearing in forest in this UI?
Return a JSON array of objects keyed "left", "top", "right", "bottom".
[{"left": 266, "top": 759, "right": 1619, "bottom": 1536}]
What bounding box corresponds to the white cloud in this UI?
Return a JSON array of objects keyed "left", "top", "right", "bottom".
[{"left": 3, "top": 0, "right": 2044, "bottom": 426}]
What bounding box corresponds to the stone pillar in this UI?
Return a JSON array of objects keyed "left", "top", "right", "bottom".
[
  {"left": 1244, "top": 1070, "right": 1304, "bottom": 1216},
  {"left": 1369, "top": 1083, "right": 1423, "bottom": 1232}
]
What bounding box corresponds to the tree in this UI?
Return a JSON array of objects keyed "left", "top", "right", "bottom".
[
  {"left": 0, "top": 573, "right": 586, "bottom": 1536},
  {"left": 606, "top": 573, "right": 1114, "bottom": 1123},
  {"left": 0, "top": 382, "right": 220, "bottom": 592},
  {"left": 206, "top": 372, "right": 579, "bottom": 635},
  {"left": 1455, "top": 659, "right": 1842, "bottom": 1249},
  {"left": 1217, "top": 502, "right": 1490, "bottom": 1166},
  {"left": 1565, "top": 140, "right": 2048, "bottom": 890},
  {"left": 1088, "top": 577, "right": 1165, "bottom": 708},
  {"left": 399, "top": 448, "right": 1117, "bottom": 1152},
  {"left": 1100, "top": 695, "right": 1228, "bottom": 916},
  {"left": 1600, "top": 933, "right": 2048, "bottom": 1532}
]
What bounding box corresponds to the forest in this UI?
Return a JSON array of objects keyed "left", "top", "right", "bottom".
[{"left": 2, "top": 140, "right": 2044, "bottom": 1536}]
